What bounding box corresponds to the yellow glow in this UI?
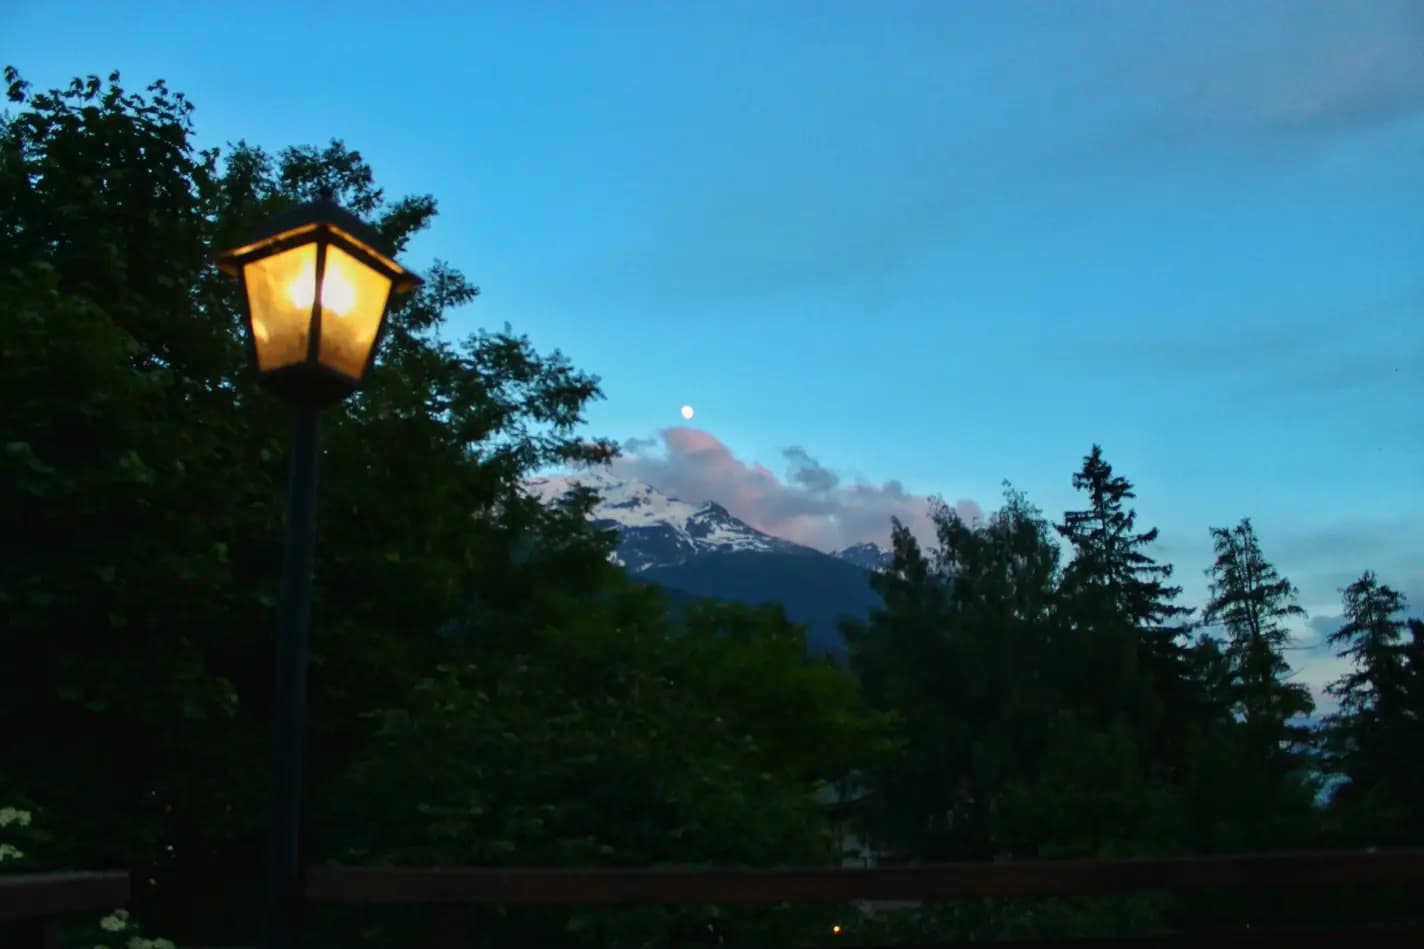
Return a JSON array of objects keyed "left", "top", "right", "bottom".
[
  {"left": 242, "top": 243, "right": 318, "bottom": 371},
  {"left": 832, "top": 924, "right": 842, "bottom": 936},
  {"left": 241, "top": 240, "right": 394, "bottom": 381},
  {"left": 315, "top": 245, "right": 393, "bottom": 379},
  {"left": 285, "top": 259, "right": 358, "bottom": 316}
]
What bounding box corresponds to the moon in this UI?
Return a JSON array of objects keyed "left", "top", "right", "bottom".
[{"left": 680, "top": 404, "right": 695, "bottom": 420}]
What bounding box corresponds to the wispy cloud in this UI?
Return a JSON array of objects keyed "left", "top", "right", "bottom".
[
  {"left": 607, "top": 153, "right": 966, "bottom": 307},
  {"left": 783, "top": 445, "right": 841, "bottom": 493},
  {"left": 1116, "top": 0, "right": 1424, "bottom": 146},
  {"left": 609, "top": 427, "right": 981, "bottom": 552},
  {"left": 573, "top": 2, "right": 1424, "bottom": 310},
  {"left": 1110, "top": 284, "right": 1421, "bottom": 369},
  {"left": 1063, "top": 283, "right": 1424, "bottom": 408}
]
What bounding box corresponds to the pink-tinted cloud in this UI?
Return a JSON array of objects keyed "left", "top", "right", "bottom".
[{"left": 609, "top": 427, "right": 982, "bottom": 552}]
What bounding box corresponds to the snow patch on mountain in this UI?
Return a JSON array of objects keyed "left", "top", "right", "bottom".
[
  {"left": 525, "top": 468, "right": 808, "bottom": 572},
  {"left": 831, "top": 541, "right": 894, "bottom": 572}
]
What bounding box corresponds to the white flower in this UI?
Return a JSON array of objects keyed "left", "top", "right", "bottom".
[
  {"left": 0, "top": 807, "right": 32, "bottom": 828},
  {"left": 100, "top": 913, "right": 128, "bottom": 933}
]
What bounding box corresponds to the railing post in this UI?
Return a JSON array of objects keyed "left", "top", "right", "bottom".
[{"left": 429, "top": 905, "right": 468, "bottom": 949}]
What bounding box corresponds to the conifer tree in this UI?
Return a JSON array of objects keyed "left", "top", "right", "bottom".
[
  {"left": 1056, "top": 447, "right": 1193, "bottom": 639},
  {"left": 1322, "top": 574, "right": 1418, "bottom": 825},
  {"left": 1327, "top": 573, "right": 1410, "bottom": 722},
  {"left": 1054, "top": 446, "right": 1195, "bottom": 775},
  {"left": 1200, "top": 518, "right": 1315, "bottom": 759}
]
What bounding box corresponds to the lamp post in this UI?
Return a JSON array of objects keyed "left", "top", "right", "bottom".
[{"left": 215, "top": 195, "right": 422, "bottom": 949}]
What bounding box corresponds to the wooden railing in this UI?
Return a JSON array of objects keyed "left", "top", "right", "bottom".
[
  {"left": 5, "top": 854, "right": 1422, "bottom": 947},
  {"left": 0, "top": 872, "right": 130, "bottom": 949},
  {"left": 306, "top": 849, "right": 1424, "bottom": 948}
]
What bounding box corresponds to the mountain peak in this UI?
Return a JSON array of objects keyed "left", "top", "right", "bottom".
[
  {"left": 524, "top": 468, "right": 886, "bottom": 659},
  {"left": 525, "top": 469, "right": 806, "bottom": 572},
  {"left": 832, "top": 541, "right": 894, "bottom": 572}
]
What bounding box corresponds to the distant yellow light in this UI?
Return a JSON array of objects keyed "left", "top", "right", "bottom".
[{"left": 832, "top": 924, "right": 842, "bottom": 936}]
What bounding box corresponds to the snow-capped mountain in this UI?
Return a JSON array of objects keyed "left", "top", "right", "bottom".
[
  {"left": 525, "top": 469, "right": 809, "bottom": 573},
  {"left": 832, "top": 541, "right": 894, "bottom": 572},
  {"left": 524, "top": 468, "right": 886, "bottom": 659}
]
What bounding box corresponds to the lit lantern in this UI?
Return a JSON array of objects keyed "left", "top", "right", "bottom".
[{"left": 214, "top": 196, "right": 422, "bottom": 405}]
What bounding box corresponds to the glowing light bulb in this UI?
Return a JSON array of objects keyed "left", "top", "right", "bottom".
[
  {"left": 286, "top": 259, "right": 357, "bottom": 317},
  {"left": 321, "top": 261, "right": 356, "bottom": 316},
  {"left": 287, "top": 264, "right": 317, "bottom": 310}
]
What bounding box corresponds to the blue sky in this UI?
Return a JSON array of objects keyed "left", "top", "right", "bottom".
[{"left": 6, "top": 0, "right": 1421, "bottom": 692}]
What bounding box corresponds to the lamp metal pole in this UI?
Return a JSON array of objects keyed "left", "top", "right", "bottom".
[{"left": 260, "top": 404, "right": 321, "bottom": 949}]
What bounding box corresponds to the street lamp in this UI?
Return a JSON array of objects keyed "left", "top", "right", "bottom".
[{"left": 215, "top": 194, "right": 422, "bottom": 949}]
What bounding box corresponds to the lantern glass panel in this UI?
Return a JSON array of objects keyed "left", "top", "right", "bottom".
[
  {"left": 315, "top": 245, "right": 393, "bottom": 379},
  {"left": 242, "top": 243, "right": 319, "bottom": 371}
]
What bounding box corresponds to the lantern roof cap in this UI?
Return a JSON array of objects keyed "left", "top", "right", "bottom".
[
  {"left": 248, "top": 197, "right": 393, "bottom": 257},
  {"left": 213, "top": 195, "right": 421, "bottom": 294}
]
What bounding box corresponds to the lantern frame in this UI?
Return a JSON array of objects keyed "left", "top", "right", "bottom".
[{"left": 214, "top": 197, "right": 423, "bottom": 406}]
